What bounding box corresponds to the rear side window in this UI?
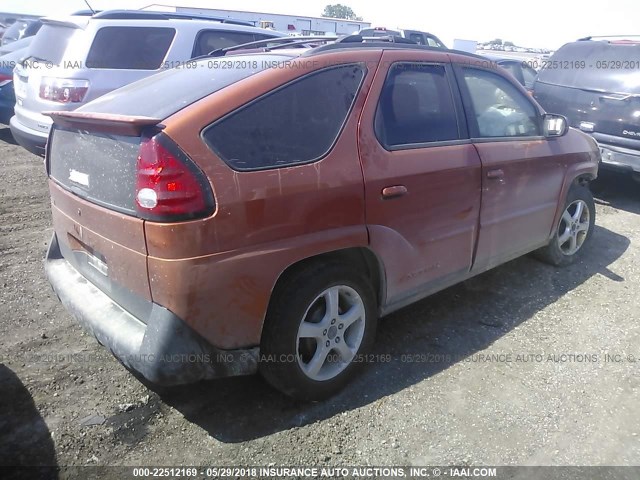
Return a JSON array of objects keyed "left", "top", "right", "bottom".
[
  {"left": 462, "top": 68, "right": 540, "bottom": 138},
  {"left": 203, "top": 64, "right": 365, "bottom": 171},
  {"left": 86, "top": 27, "right": 175, "bottom": 70},
  {"left": 375, "top": 63, "right": 460, "bottom": 148},
  {"left": 193, "top": 30, "right": 257, "bottom": 57}
]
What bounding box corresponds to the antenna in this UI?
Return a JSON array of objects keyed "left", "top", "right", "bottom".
[{"left": 83, "top": 0, "right": 96, "bottom": 14}]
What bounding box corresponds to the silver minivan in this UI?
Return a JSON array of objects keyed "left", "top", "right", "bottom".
[{"left": 11, "top": 10, "right": 284, "bottom": 155}]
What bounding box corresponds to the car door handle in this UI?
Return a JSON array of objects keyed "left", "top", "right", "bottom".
[
  {"left": 487, "top": 169, "right": 504, "bottom": 179},
  {"left": 381, "top": 185, "right": 408, "bottom": 199}
]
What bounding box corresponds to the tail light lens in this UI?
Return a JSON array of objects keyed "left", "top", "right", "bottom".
[
  {"left": 0, "top": 74, "right": 12, "bottom": 88},
  {"left": 39, "top": 77, "right": 89, "bottom": 103},
  {"left": 135, "top": 134, "right": 214, "bottom": 221}
]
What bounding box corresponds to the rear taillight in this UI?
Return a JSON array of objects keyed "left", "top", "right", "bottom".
[
  {"left": 0, "top": 74, "right": 11, "bottom": 88},
  {"left": 135, "top": 134, "right": 214, "bottom": 221},
  {"left": 39, "top": 77, "right": 89, "bottom": 103}
]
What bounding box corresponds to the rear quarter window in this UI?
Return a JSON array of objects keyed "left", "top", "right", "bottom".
[
  {"left": 203, "top": 64, "right": 365, "bottom": 171},
  {"left": 85, "top": 27, "right": 175, "bottom": 70}
]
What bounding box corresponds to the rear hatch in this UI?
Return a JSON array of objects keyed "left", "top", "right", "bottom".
[
  {"left": 534, "top": 40, "right": 640, "bottom": 150},
  {"left": 45, "top": 54, "right": 289, "bottom": 320},
  {"left": 47, "top": 118, "right": 160, "bottom": 322}
]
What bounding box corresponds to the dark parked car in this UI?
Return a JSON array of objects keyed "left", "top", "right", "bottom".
[
  {"left": 0, "top": 19, "right": 42, "bottom": 46},
  {"left": 0, "top": 48, "right": 25, "bottom": 124},
  {"left": 44, "top": 36, "right": 599, "bottom": 400},
  {"left": 534, "top": 37, "right": 640, "bottom": 179}
]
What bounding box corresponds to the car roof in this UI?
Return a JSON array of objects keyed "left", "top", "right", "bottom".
[{"left": 41, "top": 9, "right": 286, "bottom": 35}]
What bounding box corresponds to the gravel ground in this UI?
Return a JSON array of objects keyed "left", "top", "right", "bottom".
[{"left": 0, "top": 124, "right": 639, "bottom": 477}]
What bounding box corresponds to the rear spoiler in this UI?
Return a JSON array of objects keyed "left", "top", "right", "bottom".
[
  {"left": 44, "top": 111, "right": 163, "bottom": 136},
  {"left": 41, "top": 18, "right": 88, "bottom": 29}
]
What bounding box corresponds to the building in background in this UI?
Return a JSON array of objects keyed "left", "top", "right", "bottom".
[{"left": 142, "top": 4, "right": 370, "bottom": 36}]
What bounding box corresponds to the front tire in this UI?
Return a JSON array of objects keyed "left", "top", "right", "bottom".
[
  {"left": 535, "top": 184, "right": 595, "bottom": 266},
  {"left": 259, "top": 263, "right": 377, "bottom": 401}
]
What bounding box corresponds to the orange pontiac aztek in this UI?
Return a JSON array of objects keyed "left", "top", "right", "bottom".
[{"left": 44, "top": 36, "right": 600, "bottom": 400}]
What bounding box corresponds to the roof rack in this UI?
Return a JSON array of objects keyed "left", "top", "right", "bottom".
[
  {"left": 91, "top": 10, "right": 254, "bottom": 27},
  {"left": 206, "top": 34, "right": 420, "bottom": 57}
]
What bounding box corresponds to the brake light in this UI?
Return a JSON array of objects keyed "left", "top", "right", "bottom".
[
  {"left": 0, "top": 74, "right": 11, "bottom": 88},
  {"left": 135, "top": 134, "right": 214, "bottom": 221},
  {"left": 39, "top": 77, "right": 89, "bottom": 103}
]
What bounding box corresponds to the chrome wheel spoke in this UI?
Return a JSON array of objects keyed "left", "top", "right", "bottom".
[
  {"left": 335, "top": 341, "right": 356, "bottom": 363},
  {"left": 572, "top": 201, "right": 584, "bottom": 222},
  {"left": 298, "top": 321, "right": 325, "bottom": 340},
  {"left": 339, "top": 303, "right": 365, "bottom": 330},
  {"left": 568, "top": 233, "right": 578, "bottom": 254},
  {"left": 562, "top": 210, "right": 573, "bottom": 225},
  {"left": 304, "top": 344, "right": 330, "bottom": 377},
  {"left": 558, "top": 227, "right": 572, "bottom": 245},
  {"left": 322, "top": 287, "right": 340, "bottom": 323}
]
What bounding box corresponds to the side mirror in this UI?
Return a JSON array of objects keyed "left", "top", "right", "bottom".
[{"left": 543, "top": 113, "right": 569, "bottom": 137}]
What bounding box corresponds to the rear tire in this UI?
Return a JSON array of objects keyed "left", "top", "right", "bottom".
[
  {"left": 259, "top": 263, "right": 377, "bottom": 401},
  {"left": 534, "top": 185, "right": 595, "bottom": 267}
]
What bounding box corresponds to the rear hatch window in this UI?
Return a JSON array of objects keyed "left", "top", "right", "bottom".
[
  {"left": 27, "top": 24, "right": 77, "bottom": 65},
  {"left": 536, "top": 41, "right": 640, "bottom": 94},
  {"left": 49, "top": 128, "right": 140, "bottom": 214},
  {"left": 86, "top": 27, "right": 176, "bottom": 70}
]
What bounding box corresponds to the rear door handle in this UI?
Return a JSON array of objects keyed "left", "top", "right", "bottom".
[
  {"left": 381, "top": 185, "right": 408, "bottom": 199},
  {"left": 487, "top": 169, "right": 504, "bottom": 179}
]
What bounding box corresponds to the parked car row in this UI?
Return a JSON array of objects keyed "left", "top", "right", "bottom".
[
  {"left": 0, "top": 18, "right": 42, "bottom": 46},
  {"left": 7, "top": 9, "right": 285, "bottom": 153},
  {"left": 479, "top": 43, "right": 552, "bottom": 54}
]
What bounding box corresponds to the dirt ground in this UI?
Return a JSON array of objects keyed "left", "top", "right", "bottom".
[{"left": 0, "top": 123, "right": 639, "bottom": 477}]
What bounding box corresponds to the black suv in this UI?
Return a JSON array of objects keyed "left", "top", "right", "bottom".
[{"left": 533, "top": 37, "right": 640, "bottom": 179}]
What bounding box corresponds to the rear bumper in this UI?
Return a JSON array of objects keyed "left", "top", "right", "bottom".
[
  {"left": 598, "top": 143, "right": 640, "bottom": 174},
  {"left": 9, "top": 115, "right": 47, "bottom": 156},
  {"left": 44, "top": 232, "right": 259, "bottom": 386}
]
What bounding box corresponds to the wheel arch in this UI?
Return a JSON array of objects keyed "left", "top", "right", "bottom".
[{"left": 265, "top": 247, "right": 385, "bottom": 323}]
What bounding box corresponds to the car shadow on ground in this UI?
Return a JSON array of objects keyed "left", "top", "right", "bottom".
[
  {"left": 157, "top": 222, "right": 630, "bottom": 443},
  {"left": 592, "top": 170, "right": 640, "bottom": 215},
  {"left": 0, "top": 365, "right": 58, "bottom": 479},
  {"left": 0, "top": 126, "right": 17, "bottom": 145}
]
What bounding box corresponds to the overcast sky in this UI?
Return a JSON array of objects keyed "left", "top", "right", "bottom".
[{"left": 2, "top": 0, "right": 638, "bottom": 49}]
